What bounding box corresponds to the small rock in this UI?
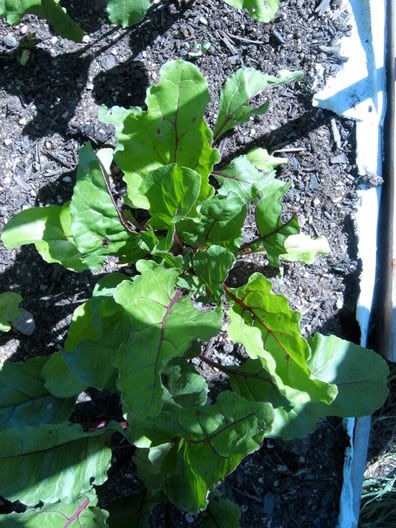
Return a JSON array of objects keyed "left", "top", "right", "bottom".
[
  {"left": 98, "top": 54, "right": 117, "bottom": 71},
  {"left": 309, "top": 174, "right": 319, "bottom": 191},
  {"left": 313, "top": 197, "right": 321, "bottom": 206},
  {"left": 3, "top": 35, "right": 18, "bottom": 48},
  {"left": 4, "top": 138, "right": 12, "bottom": 146},
  {"left": 277, "top": 464, "right": 289, "bottom": 473},
  {"left": 199, "top": 16, "right": 208, "bottom": 25},
  {"left": 336, "top": 298, "right": 343, "bottom": 309},
  {"left": 263, "top": 492, "right": 275, "bottom": 515},
  {"left": 62, "top": 176, "right": 72, "bottom": 183},
  {"left": 223, "top": 342, "right": 234, "bottom": 354},
  {"left": 20, "top": 25, "right": 28, "bottom": 35},
  {"left": 82, "top": 35, "right": 91, "bottom": 44},
  {"left": 13, "top": 310, "right": 36, "bottom": 336},
  {"left": 330, "top": 153, "right": 348, "bottom": 165}
]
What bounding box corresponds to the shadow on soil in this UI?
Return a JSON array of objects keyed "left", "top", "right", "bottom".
[
  {"left": 0, "top": 245, "right": 100, "bottom": 361},
  {"left": 0, "top": 0, "right": 193, "bottom": 140}
]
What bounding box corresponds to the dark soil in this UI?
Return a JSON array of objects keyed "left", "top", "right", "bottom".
[{"left": 0, "top": 0, "right": 361, "bottom": 526}]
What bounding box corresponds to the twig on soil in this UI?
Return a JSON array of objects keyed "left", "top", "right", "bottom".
[
  {"left": 227, "top": 33, "right": 265, "bottom": 46},
  {"left": 44, "top": 149, "right": 73, "bottom": 169},
  {"left": 330, "top": 118, "right": 342, "bottom": 149},
  {"left": 216, "top": 30, "right": 238, "bottom": 54},
  {"left": 272, "top": 147, "right": 307, "bottom": 154}
]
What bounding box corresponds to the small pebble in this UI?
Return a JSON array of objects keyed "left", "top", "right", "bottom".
[
  {"left": 313, "top": 198, "right": 321, "bottom": 206},
  {"left": 336, "top": 298, "right": 343, "bottom": 309},
  {"left": 62, "top": 176, "right": 72, "bottom": 183},
  {"left": 3, "top": 35, "right": 18, "bottom": 48},
  {"left": 199, "top": 16, "right": 208, "bottom": 25},
  {"left": 13, "top": 310, "right": 36, "bottom": 336},
  {"left": 99, "top": 54, "right": 117, "bottom": 71}
]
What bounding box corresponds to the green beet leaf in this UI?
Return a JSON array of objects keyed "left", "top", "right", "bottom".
[
  {"left": 41, "top": 350, "right": 87, "bottom": 399},
  {"left": 70, "top": 143, "right": 137, "bottom": 269},
  {"left": 281, "top": 233, "right": 331, "bottom": 264},
  {"left": 0, "top": 356, "right": 74, "bottom": 429},
  {"left": 193, "top": 245, "right": 235, "bottom": 303},
  {"left": 1, "top": 203, "right": 91, "bottom": 272},
  {"left": 107, "top": 490, "right": 160, "bottom": 528},
  {"left": 200, "top": 492, "right": 241, "bottom": 528},
  {"left": 162, "top": 359, "right": 209, "bottom": 409},
  {"left": 93, "top": 272, "right": 128, "bottom": 298},
  {"left": 213, "top": 154, "right": 267, "bottom": 204},
  {"left": 32, "top": 0, "right": 84, "bottom": 42},
  {"left": 247, "top": 147, "right": 287, "bottom": 172},
  {"left": 142, "top": 164, "right": 202, "bottom": 229},
  {"left": 0, "top": 491, "right": 109, "bottom": 527},
  {"left": 0, "top": 423, "right": 112, "bottom": 505},
  {"left": 214, "top": 68, "right": 303, "bottom": 141},
  {"left": 268, "top": 404, "right": 320, "bottom": 440},
  {"left": 136, "top": 391, "right": 273, "bottom": 512},
  {"left": 0, "top": 1, "right": 84, "bottom": 41},
  {"left": 224, "top": 0, "right": 279, "bottom": 22},
  {"left": 250, "top": 180, "right": 300, "bottom": 265},
  {"left": 227, "top": 356, "right": 319, "bottom": 440},
  {"left": 63, "top": 296, "right": 130, "bottom": 390},
  {"left": 0, "top": 291, "right": 22, "bottom": 332},
  {"left": 45, "top": 275, "right": 129, "bottom": 394},
  {"left": 268, "top": 335, "right": 389, "bottom": 439},
  {"left": 0, "top": 0, "right": 41, "bottom": 23},
  {"left": 107, "top": 0, "right": 152, "bottom": 27},
  {"left": 178, "top": 193, "right": 247, "bottom": 250},
  {"left": 307, "top": 334, "right": 389, "bottom": 417},
  {"left": 226, "top": 273, "right": 337, "bottom": 406},
  {"left": 114, "top": 262, "right": 221, "bottom": 419},
  {"left": 228, "top": 357, "right": 284, "bottom": 406},
  {"left": 98, "top": 104, "right": 142, "bottom": 138},
  {"left": 115, "top": 60, "right": 219, "bottom": 208},
  {"left": 135, "top": 444, "right": 171, "bottom": 495},
  {"left": 137, "top": 227, "right": 184, "bottom": 269}
]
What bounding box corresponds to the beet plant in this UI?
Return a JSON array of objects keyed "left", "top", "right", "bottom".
[
  {"left": 0, "top": 60, "right": 389, "bottom": 525},
  {"left": 0, "top": 0, "right": 280, "bottom": 42}
]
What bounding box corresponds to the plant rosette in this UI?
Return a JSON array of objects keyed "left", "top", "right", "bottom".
[{"left": 0, "top": 59, "right": 389, "bottom": 524}]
